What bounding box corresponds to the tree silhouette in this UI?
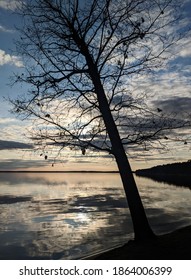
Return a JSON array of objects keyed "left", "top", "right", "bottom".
[{"left": 12, "top": 0, "right": 189, "bottom": 241}]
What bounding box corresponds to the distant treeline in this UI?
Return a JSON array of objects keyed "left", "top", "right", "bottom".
[
  {"left": 135, "top": 160, "right": 191, "bottom": 188},
  {"left": 136, "top": 160, "right": 191, "bottom": 176}
]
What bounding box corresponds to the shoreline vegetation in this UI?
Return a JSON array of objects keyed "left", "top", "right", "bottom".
[
  {"left": 135, "top": 160, "right": 191, "bottom": 188},
  {"left": 135, "top": 160, "right": 191, "bottom": 175}
]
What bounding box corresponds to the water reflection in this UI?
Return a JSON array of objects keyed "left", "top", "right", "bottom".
[
  {"left": 0, "top": 172, "right": 191, "bottom": 259},
  {"left": 135, "top": 176, "right": 191, "bottom": 233},
  {"left": 136, "top": 173, "right": 191, "bottom": 189},
  {"left": 0, "top": 173, "right": 132, "bottom": 259}
]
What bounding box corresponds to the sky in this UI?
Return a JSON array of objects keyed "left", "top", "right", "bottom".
[{"left": 0, "top": 0, "right": 191, "bottom": 171}]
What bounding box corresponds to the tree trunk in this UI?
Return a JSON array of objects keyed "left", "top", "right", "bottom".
[
  {"left": 88, "top": 60, "right": 155, "bottom": 241},
  {"left": 113, "top": 148, "right": 156, "bottom": 241},
  {"left": 75, "top": 35, "right": 155, "bottom": 241}
]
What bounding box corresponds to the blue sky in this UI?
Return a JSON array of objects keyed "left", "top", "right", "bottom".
[{"left": 0, "top": 0, "right": 191, "bottom": 171}]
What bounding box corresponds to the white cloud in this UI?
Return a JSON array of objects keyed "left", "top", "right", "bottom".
[
  {"left": 179, "top": 44, "right": 191, "bottom": 58},
  {"left": 172, "top": 36, "right": 191, "bottom": 58},
  {"left": 0, "top": 118, "right": 17, "bottom": 124},
  {"left": 0, "top": 0, "right": 21, "bottom": 11},
  {"left": 0, "top": 49, "right": 23, "bottom": 67},
  {"left": 0, "top": 24, "right": 14, "bottom": 33}
]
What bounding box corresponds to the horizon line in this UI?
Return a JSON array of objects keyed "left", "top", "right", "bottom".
[{"left": 0, "top": 170, "right": 120, "bottom": 173}]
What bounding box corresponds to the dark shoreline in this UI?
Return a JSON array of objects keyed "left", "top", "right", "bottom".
[
  {"left": 135, "top": 160, "right": 191, "bottom": 188},
  {"left": 135, "top": 160, "right": 191, "bottom": 178},
  {"left": 92, "top": 225, "right": 191, "bottom": 260}
]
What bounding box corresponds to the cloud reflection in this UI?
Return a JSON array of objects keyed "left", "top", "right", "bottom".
[{"left": 0, "top": 173, "right": 191, "bottom": 259}]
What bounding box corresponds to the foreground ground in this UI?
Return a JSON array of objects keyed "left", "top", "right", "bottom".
[{"left": 94, "top": 225, "right": 191, "bottom": 259}]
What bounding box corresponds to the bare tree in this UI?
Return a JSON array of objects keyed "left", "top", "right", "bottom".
[{"left": 12, "top": 0, "right": 189, "bottom": 241}]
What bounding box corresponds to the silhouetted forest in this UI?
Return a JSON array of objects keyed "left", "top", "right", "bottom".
[{"left": 135, "top": 160, "right": 191, "bottom": 188}]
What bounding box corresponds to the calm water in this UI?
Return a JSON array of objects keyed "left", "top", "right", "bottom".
[{"left": 0, "top": 172, "right": 191, "bottom": 259}]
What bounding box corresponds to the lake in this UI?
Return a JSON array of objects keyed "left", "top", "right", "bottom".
[{"left": 0, "top": 172, "right": 191, "bottom": 259}]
